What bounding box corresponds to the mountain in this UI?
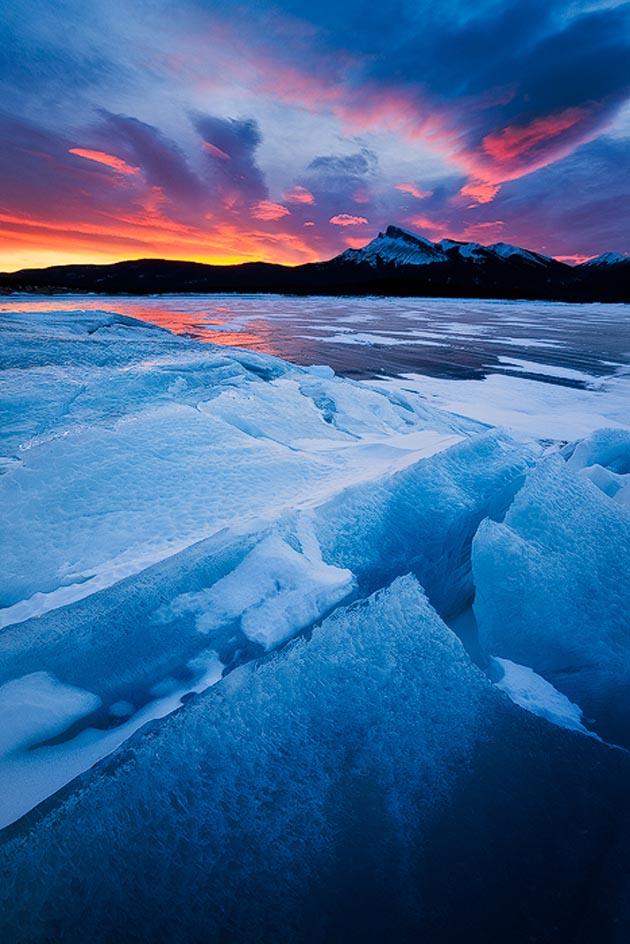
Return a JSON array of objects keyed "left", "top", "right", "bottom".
[
  {"left": 340, "top": 226, "right": 448, "bottom": 266},
  {"left": 339, "top": 226, "right": 557, "bottom": 271},
  {"left": 0, "top": 225, "right": 628, "bottom": 301},
  {"left": 580, "top": 252, "right": 629, "bottom": 267}
]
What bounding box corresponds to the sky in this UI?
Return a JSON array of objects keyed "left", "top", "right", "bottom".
[{"left": 0, "top": 0, "right": 629, "bottom": 270}]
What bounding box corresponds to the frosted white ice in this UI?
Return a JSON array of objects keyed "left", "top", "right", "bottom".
[
  {"left": 493, "top": 657, "right": 593, "bottom": 736},
  {"left": 375, "top": 371, "right": 630, "bottom": 440},
  {"left": 170, "top": 527, "right": 354, "bottom": 649},
  {"left": 0, "top": 672, "right": 101, "bottom": 758}
]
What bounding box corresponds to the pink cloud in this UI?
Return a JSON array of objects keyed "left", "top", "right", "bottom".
[
  {"left": 251, "top": 200, "right": 291, "bottom": 221},
  {"left": 344, "top": 235, "right": 369, "bottom": 249},
  {"left": 330, "top": 213, "right": 368, "bottom": 226},
  {"left": 556, "top": 254, "right": 591, "bottom": 265},
  {"left": 68, "top": 148, "right": 139, "bottom": 176},
  {"left": 283, "top": 185, "right": 315, "bottom": 204},
  {"left": 459, "top": 180, "right": 501, "bottom": 204},
  {"left": 395, "top": 182, "right": 432, "bottom": 200},
  {"left": 482, "top": 107, "right": 588, "bottom": 165}
]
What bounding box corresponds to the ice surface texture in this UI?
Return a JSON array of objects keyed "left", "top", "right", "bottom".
[
  {"left": 0, "top": 425, "right": 536, "bottom": 825},
  {"left": 1, "top": 309, "right": 475, "bottom": 626},
  {"left": 3, "top": 308, "right": 630, "bottom": 942},
  {"left": 1, "top": 577, "right": 629, "bottom": 944},
  {"left": 473, "top": 450, "right": 630, "bottom": 746}
]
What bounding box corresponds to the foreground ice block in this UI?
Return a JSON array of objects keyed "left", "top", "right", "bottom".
[
  {"left": 1, "top": 576, "right": 628, "bottom": 944},
  {"left": 473, "top": 452, "right": 630, "bottom": 746},
  {"left": 0, "top": 426, "right": 538, "bottom": 828}
]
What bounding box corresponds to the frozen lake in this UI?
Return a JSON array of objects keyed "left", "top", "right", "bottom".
[
  {"left": 2, "top": 304, "right": 630, "bottom": 942},
  {"left": 2, "top": 294, "right": 629, "bottom": 383}
]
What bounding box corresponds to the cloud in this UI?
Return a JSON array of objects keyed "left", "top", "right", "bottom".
[
  {"left": 329, "top": 213, "right": 368, "bottom": 226},
  {"left": 481, "top": 108, "right": 590, "bottom": 165},
  {"left": 97, "top": 111, "right": 205, "bottom": 209},
  {"left": 202, "top": 141, "right": 231, "bottom": 160},
  {"left": 283, "top": 185, "right": 315, "bottom": 204},
  {"left": 307, "top": 149, "right": 378, "bottom": 189},
  {"left": 395, "top": 182, "right": 432, "bottom": 200},
  {"left": 68, "top": 148, "right": 139, "bottom": 175},
  {"left": 458, "top": 180, "right": 501, "bottom": 204},
  {"left": 251, "top": 200, "right": 290, "bottom": 221},
  {"left": 193, "top": 113, "right": 267, "bottom": 205}
]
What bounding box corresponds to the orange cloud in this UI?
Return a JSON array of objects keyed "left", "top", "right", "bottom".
[
  {"left": 395, "top": 182, "right": 432, "bottom": 200},
  {"left": 68, "top": 148, "right": 140, "bottom": 176},
  {"left": 556, "top": 254, "right": 590, "bottom": 265},
  {"left": 283, "top": 185, "right": 315, "bottom": 204},
  {"left": 251, "top": 200, "right": 291, "bottom": 221},
  {"left": 330, "top": 213, "right": 368, "bottom": 226},
  {"left": 406, "top": 213, "right": 506, "bottom": 244}
]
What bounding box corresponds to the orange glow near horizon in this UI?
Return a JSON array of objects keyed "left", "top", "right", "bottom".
[{"left": 0, "top": 212, "right": 324, "bottom": 271}]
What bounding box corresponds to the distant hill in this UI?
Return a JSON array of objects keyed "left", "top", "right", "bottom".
[{"left": 1, "top": 225, "right": 628, "bottom": 301}]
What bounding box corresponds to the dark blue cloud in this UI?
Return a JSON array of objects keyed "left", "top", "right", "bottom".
[
  {"left": 192, "top": 114, "right": 267, "bottom": 204},
  {"left": 96, "top": 111, "right": 205, "bottom": 208},
  {"left": 305, "top": 149, "right": 378, "bottom": 195}
]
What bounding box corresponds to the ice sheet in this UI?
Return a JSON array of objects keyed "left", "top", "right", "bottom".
[
  {"left": 373, "top": 370, "right": 630, "bottom": 440},
  {"left": 1, "top": 309, "right": 473, "bottom": 628}
]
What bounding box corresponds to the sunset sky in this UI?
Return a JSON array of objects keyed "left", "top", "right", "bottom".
[{"left": 1, "top": 0, "right": 629, "bottom": 270}]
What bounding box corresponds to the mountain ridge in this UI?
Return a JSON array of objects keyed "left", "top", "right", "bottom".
[{"left": 1, "top": 225, "right": 628, "bottom": 302}]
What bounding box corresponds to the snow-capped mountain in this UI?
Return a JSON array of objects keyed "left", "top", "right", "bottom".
[
  {"left": 340, "top": 225, "right": 448, "bottom": 266},
  {"left": 486, "top": 242, "right": 553, "bottom": 267},
  {"left": 338, "top": 225, "right": 558, "bottom": 270},
  {"left": 581, "top": 252, "right": 629, "bottom": 267}
]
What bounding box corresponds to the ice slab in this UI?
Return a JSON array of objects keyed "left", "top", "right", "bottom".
[
  {"left": 1, "top": 309, "right": 475, "bottom": 627},
  {"left": 562, "top": 428, "right": 630, "bottom": 510},
  {"left": 563, "top": 426, "right": 630, "bottom": 475},
  {"left": 1, "top": 577, "right": 628, "bottom": 943},
  {"left": 473, "top": 454, "right": 630, "bottom": 746}
]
